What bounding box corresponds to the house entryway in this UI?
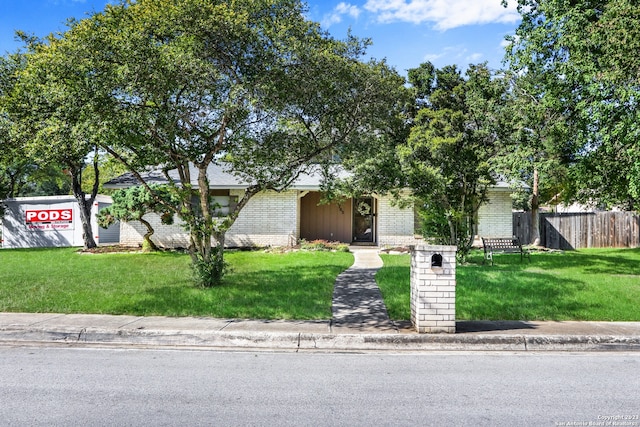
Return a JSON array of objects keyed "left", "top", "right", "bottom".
[
  {"left": 352, "top": 197, "right": 375, "bottom": 244},
  {"left": 300, "top": 192, "right": 377, "bottom": 245}
]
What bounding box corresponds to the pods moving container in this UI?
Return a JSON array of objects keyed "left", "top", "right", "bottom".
[{"left": 1, "top": 195, "right": 118, "bottom": 248}]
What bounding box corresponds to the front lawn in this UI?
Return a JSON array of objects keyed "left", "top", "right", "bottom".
[
  {"left": 377, "top": 248, "right": 640, "bottom": 321},
  {"left": 0, "top": 248, "right": 354, "bottom": 319}
]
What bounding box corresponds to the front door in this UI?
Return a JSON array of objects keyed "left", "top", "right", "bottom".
[{"left": 353, "top": 197, "right": 375, "bottom": 243}]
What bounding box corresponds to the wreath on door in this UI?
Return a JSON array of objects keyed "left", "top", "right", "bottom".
[{"left": 357, "top": 200, "right": 371, "bottom": 217}]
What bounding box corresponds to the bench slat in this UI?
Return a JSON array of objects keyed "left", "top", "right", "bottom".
[{"left": 481, "top": 237, "right": 530, "bottom": 266}]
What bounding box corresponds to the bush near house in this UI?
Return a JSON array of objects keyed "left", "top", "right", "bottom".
[
  {"left": 298, "top": 239, "right": 350, "bottom": 252},
  {"left": 377, "top": 248, "right": 640, "bottom": 321}
]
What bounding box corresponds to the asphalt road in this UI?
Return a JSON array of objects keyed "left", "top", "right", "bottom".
[{"left": 1, "top": 346, "right": 639, "bottom": 426}]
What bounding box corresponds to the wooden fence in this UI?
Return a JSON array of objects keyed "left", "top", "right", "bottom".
[{"left": 513, "top": 211, "right": 640, "bottom": 250}]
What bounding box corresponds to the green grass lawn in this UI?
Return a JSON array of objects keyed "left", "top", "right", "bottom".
[
  {"left": 377, "top": 248, "right": 640, "bottom": 321},
  {"left": 0, "top": 248, "right": 354, "bottom": 319}
]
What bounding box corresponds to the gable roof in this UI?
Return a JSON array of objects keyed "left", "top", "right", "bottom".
[
  {"left": 103, "top": 163, "right": 347, "bottom": 191},
  {"left": 104, "top": 163, "right": 515, "bottom": 192}
]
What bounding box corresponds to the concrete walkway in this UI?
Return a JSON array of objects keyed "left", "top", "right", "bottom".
[{"left": 331, "top": 247, "right": 396, "bottom": 333}]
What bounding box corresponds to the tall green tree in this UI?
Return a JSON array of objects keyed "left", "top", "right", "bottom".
[
  {"left": 32, "top": 0, "right": 406, "bottom": 285},
  {"left": 4, "top": 35, "right": 104, "bottom": 249},
  {"left": 2, "top": 53, "right": 73, "bottom": 203},
  {"left": 400, "top": 62, "right": 505, "bottom": 260},
  {"left": 0, "top": 53, "right": 28, "bottom": 205},
  {"left": 505, "top": 0, "right": 640, "bottom": 210},
  {"left": 497, "top": 71, "right": 574, "bottom": 245},
  {"left": 2, "top": 53, "right": 71, "bottom": 215}
]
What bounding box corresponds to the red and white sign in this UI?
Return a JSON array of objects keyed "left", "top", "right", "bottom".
[{"left": 25, "top": 209, "right": 74, "bottom": 231}]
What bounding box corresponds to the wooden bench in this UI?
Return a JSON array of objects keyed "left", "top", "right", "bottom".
[{"left": 482, "top": 236, "right": 531, "bottom": 265}]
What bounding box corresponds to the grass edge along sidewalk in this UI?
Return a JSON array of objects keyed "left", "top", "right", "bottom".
[
  {"left": 377, "top": 248, "right": 640, "bottom": 322},
  {"left": 0, "top": 247, "right": 353, "bottom": 320},
  {"left": 2, "top": 247, "right": 639, "bottom": 322}
]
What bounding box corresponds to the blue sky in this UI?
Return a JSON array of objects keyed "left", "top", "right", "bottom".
[{"left": 1, "top": 0, "right": 521, "bottom": 75}]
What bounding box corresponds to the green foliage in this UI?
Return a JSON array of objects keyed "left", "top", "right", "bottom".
[
  {"left": 11, "top": 0, "right": 405, "bottom": 284},
  {"left": 97, "top": 184, "right": 178, "bottom": 252},
  {"left": 505, "top": 0, "right": 640, "bottom": 210},
  {"left": 0, "top": 157, "right": 72, "bottom": 200},
  {"left": 400, "top": 62, "right": 504, "bottom": 261},
  {"left": 497, "top": 71, "right": 573, "bottom": 201},
  {"left": 299, "top": 239, "right": 350, "bottom": 252},
  {"left": 191, "top": 247, "right": 229, "bottom": 289},
  {"left": 1, "top": 54, "right": 77, "bottom": 201},
  {"left": 81, "top": 154, "right": 128, "bottom": 196},
  {"left": 494, "top": 69, "right": 575, "bottom": 244},
  {"left": 97, "top": 185, "right": 176, "bottom": 227},
  {"left": 414, "top": 201, "right": 458, "bottom": 245},
  {"left": 2, "top": 33, "right": 105, "bottom": 249}
]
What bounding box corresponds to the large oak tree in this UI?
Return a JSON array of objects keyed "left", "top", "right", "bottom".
[{"left": 18, "top": 0, "right": 406, "bottom": 285}]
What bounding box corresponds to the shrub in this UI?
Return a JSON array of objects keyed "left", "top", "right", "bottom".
[
  {"left": 191, "top": 247, "right": 229, "bottom": 287},
  {"left": 299, "top": 239, "right": 350, "bottom": 252}
]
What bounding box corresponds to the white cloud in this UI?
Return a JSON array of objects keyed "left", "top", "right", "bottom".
[
  {"left": 337, "top": 2, "right": 362, "bottom": 18},
  {"left": 364, "top": 0, "right": 520, "bottom": 30},
  {"left": 322, "top": 2, "right": 362, "bottom": 28},
  {"left": 423, "top": 52, "right": 445, "bottom": 62},
  {"left": 422, "top": 46, "right": 485, "bottom": 65},
  {"left": 467, "top": 52, "right": 484, "bottom": 62},
  {"left": 501, "top": 34, "right": 519, "bottom": 48},
  {"left": 422, "top": 46, "right": 463, "bottom": 64}
]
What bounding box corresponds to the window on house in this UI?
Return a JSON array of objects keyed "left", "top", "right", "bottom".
[
  {"left": 190, "top": 190, "right": 237, "bottom": 217},
  {"left": 210, "top": 190, "right": 237, "bottom": 217}
]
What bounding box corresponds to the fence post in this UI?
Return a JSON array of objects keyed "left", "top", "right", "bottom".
[{"left": 410, "top": 244, "right": 457, "bottom": 333}]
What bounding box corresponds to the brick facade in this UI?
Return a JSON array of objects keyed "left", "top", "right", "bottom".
[
  {"left": 118, "top": 189, "right": 510, "bottom": 249},
  {"left": 119, "top": 190, "right": 299, "bottom": 248},
  {"left": 119, "top": 216, "right": 190, "bottom": 248},
  {"left": 377, "top": 195, "right": 423, "bottom": 247},
  {"left": 226, "top": 190, "right": 298, "bottom": 247},
  {"left": 477, "top": 188, "right": 513, "bottom": 238}
]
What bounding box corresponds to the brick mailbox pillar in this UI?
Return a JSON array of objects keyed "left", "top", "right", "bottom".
[{"left": 410, "top": 245, "right": 457, "bottom": 333}]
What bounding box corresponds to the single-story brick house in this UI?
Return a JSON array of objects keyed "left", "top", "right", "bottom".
[{"left": 104, "top": 164, "right": 513, "bottom": 248}]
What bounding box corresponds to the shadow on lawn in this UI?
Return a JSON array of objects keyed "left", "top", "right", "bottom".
[
  {"left": 379, "top": 250, "right": 640, "bottom": 321},
  {"left": 458, "top": 257, "right": 604, "bottom": 320},
  {"left": 523, "top": 248, "right": 640, "bottom": 276},
  {"left": 112, "top": 265, "right": 342, "bottom": 319},
  {"left": 381, "top": 255, "right": 605, "bottom": 321}
]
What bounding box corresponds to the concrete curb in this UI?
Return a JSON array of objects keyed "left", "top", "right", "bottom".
[{"left": 2, "top": 326, "right": 639, "bottom": 352}]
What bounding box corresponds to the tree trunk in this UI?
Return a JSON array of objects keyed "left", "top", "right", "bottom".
[
  {"left": 188, "top": 227, "right": 227, "bottom": 287},
  {"left": 71, "top": 169, "right": 97, "bottom": 250},
  {"left": 182, "top": 173, "right": 259, "bottom": 287},
  {"left": 212, "top": 230, "right": 226, "bottom": 278},
  {"left": 139, "top": 218, "right": 159, "bottom": 252},
  {"left": 447, "top": 216, "right": 456, "bottom": 246},
  {"left": 76, "top": 196, "right": 97, "bottom": 249},
  {"left": 530, "top": 168, "right": 541, "bottom": 246}
]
